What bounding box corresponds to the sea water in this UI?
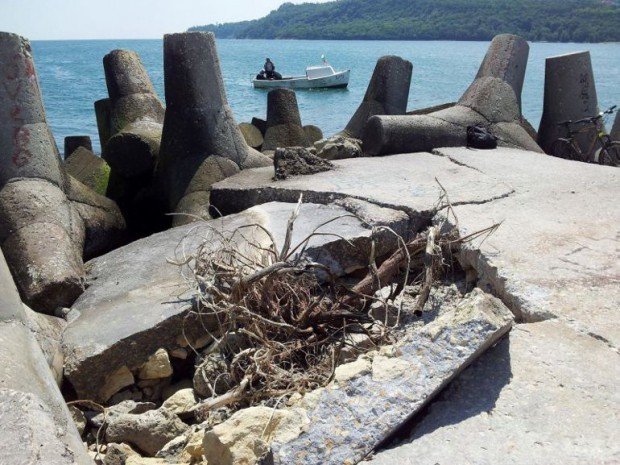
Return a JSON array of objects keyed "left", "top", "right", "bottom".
[{"left": 31, "top": 39, "right": 620, "bottom": 154}]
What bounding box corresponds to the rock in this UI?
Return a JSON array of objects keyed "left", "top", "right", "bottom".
[
  {"left": 270, "top": 289, "right": 514, "bottom": 464},
  {"left": 193, "top": 353, "right": 232, "bottom": 398},
  {"left": 369, "top": 319, "right": 619, "bottom": 465},
  {"left": 303, "top": 125, "right": 323, "bottom": 145},
  {"left": 343, "top": 55, "right": 413, "bottom": 139},
  {"left": 262, "top": 89, "right": 310, "bottom": 151},
  {"left": 106, "top": 408, "right": 189, "bottom": 457},
  {"left": 338, "top": 333, "right": 374, "bottom": 363},
  {"left": 314, "top": 135, "right": 362, "bottom": 160},
  {"left": 100, "top": 366, "right": 135, "bottom": 402},
  {"left": 203, "top": 406, "right": 310, "bottom": 465},
  {"left": 161, "top": 388, "right": 198, "bottom": 417},
  {"left": 138, "top": 348, "right": 173, "bottom": 380},
  {"left": 91, "top": 400, "right": 157, "bottom": 429},
  {"left": 0, "top": 249, "right": 91, "bottom": 464},
  {"left": 64, "top": 135, "right": 93, "bottom": 158},
  {"left": 65, "top": 146, "right": 111, "bottom": 195},
  {"left": 362, "top": 34, "right": 541, "bottom": 156},
  {"left": 538, "top": 51, "right": 602, "bottom": 156},
  {"left": 251, "top": 117, "right": 267, "bottom": 136},
  {"left": 239, "top": 122, "right": 264, "bottom": 149},
  {"left": 104, "top": 443, "right": 138, "bottom": 465},
  {"left": 273, "top": 146, "right": 334, "bottom": 180},
  {"left": 63, "top": 201, "right": 408, "bottom": 401},
  {"left": 69, "top": 405, "right": 87, "bottom": 436},
  {"left": 155, "top": 32, "right": 254, "bottom": 218}
]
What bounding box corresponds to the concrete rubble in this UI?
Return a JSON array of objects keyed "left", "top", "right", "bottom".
[{"left": 0, "top": 28, "right": 617, "bottom": 465}]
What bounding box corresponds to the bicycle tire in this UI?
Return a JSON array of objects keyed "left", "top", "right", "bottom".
[
  {"left": 550, "top": 138, "right": 582, "bottom": 161},
  {"left": 598, "top": 141, "right": 620, "bottom": 167}
]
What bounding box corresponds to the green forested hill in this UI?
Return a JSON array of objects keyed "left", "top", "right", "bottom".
[{"left": 189, "top": 0, "right": 620, "bottom": 42}]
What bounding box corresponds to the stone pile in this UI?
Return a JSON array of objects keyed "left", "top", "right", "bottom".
[{"left": 363, "top": 34, "right": 542, "bottom": 155}]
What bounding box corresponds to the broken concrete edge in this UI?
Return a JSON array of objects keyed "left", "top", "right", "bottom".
[
  {"left": 432, "top": 205, "right": 554, "bottom": 324},
  {"left": 226, "top": 288, "right": 514, "bottom": 465},
  {"left": 210, "top": 168, "right": 433, "bottom": 235},
  {"left": 63, "top": 303, "right": 210, "bottom": 403}
]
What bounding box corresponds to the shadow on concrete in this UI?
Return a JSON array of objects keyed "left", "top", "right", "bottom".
[{"left": 377, "top": 333, "right": 513, "bottom": 451}]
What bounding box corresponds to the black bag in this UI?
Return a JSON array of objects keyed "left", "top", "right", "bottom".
[{"left": 467, "top": 125, "right": 498, "bottom": 149}]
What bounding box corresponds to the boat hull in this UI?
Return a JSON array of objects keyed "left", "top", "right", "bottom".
[{"left": 253, "top": 70, "right": 350, "bottom": 89}]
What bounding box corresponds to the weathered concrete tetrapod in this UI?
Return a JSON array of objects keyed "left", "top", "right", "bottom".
[
  {"left": 262, "top": 88, "right": 310, "bottom": 151},
  {"left": 94, "top": 97, "right": 112, "bottom": 154},
  {"left": 64, "top": 135, "right": 92, "bottom": 158},
  {"left": 156, "top": 32, "right": 267, "bottom": 222},
  {"left": 103, "top": 49, "right": 164, "bottom": 180},
  {"left": 363, "top": 34, "right": 540, "bottom": 156},
  {"left": 343, "top": 55, "right": 413, "bottom": 139},
  {"left": 0, "top": 32, "right": 84, "bottom": 311},
  {"left": 0, "top": 32, "right": 126, "bottom": 312},
  {"left": 0, "top": 250, "right": 92, "bottom": 464},
  {"left": 538, "top": 51, "right": 601, "bottom": 155}
]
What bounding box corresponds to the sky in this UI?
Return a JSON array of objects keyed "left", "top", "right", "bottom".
[{"left": 0, "top": 0, "right": 333, "bottom": 40}]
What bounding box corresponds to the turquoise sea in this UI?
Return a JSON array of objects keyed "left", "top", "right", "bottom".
[{"left": 31, "top": 39, "right": 620, "bottom": 154}]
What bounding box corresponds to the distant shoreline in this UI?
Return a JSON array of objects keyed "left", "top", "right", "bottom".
[{"left": 30, "top": 38, "right": 620, "bottom": 45}]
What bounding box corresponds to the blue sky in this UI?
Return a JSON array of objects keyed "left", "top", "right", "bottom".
[{"left": 0, "top": 0, "right": 332, "bottom": 40}]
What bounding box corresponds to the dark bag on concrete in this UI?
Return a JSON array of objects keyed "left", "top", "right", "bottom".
[{"left": 467, "top": 125, "right": 498, "bottom": 149}]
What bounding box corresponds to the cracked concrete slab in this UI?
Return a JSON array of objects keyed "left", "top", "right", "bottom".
[
  {"left": 63, "top": 201, "right": 408, "bottom": 401},
  {"left": 210, "top": 152, "right": 514, "bottom": 230},
  {"left": 369, "top": 319, "right": 620, "bottom": 465},
  {"left": 432, "top": 147, "right": 619, "bottom": 347}
]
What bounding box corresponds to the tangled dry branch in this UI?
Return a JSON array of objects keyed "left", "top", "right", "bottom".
[{"left": 174, "top": 192, "right": 499, "bottom": 418}]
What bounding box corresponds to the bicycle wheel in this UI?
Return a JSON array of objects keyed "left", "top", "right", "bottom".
[
  {"left": 550, "top": 138, "right": 582, "bottom": 161},
  {"left": 598, "top": 141, "right": 620, "bottom": 167}
]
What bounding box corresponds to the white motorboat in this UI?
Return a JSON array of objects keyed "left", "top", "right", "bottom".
[{"left": 253, "top": 62, "right": 350, "bottom": 90}]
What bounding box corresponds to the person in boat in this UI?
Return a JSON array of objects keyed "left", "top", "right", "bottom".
[{"left": 263, "top": 58, "right": 282, "bottom": 80}]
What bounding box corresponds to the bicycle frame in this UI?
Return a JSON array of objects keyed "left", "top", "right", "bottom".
[{"left": 561, "top": 119, "right": 608, "bottom": 162}]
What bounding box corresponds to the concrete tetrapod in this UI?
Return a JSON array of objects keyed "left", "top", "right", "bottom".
[
  {"left": 262, "top": 88, "right": 310, "bottom": 151},
  {"left": 156, "top": 32, "right": 269, "bottom": 226},
  {"left": 0, "top": 32, "right": 125, "bottom": 312},
  {"left": 102, "top": 49, "right": 165, "bottom": 236},
  {"left": 343, "top": 55, "right": 413, "bottom": 140},
  {"left": 0, "top": 250, "right": 91, "bottom": 465},
  {"left": 537, "top": 51, "right": 602, "bottom": 156},
  {"left": 64, "top": 135, "right": 92, "bottom": 158},
  {"left": 0, "top": 32, "right": 84, "bottom": 311},
  {"left": 363, "top": 34, "right": 541, "bottom": 156}
]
